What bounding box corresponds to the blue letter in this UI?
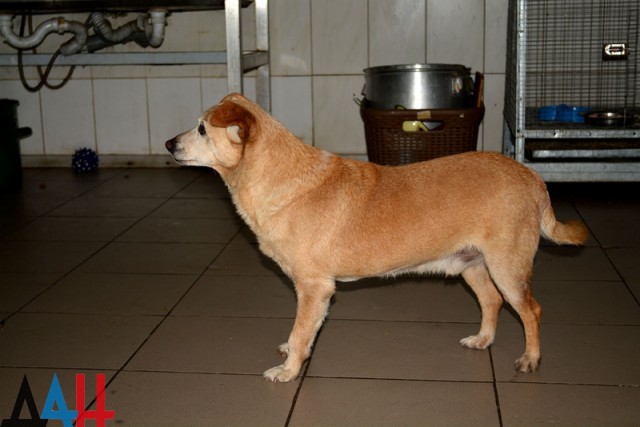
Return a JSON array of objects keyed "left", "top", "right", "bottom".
[{"left": 41, "top": 375, "right": 77, "bottom": 427}]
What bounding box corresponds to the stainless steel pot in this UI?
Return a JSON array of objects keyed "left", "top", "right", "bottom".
[{"left": 362, "top": 64, "right": 474, "bottom": 110}]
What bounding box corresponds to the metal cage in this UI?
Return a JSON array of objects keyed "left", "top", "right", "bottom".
[{"left": 503, "top": 0, "right": 640, "bottom": 181}]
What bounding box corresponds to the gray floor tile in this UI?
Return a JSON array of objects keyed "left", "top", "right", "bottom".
[
  {"left": 126, "top": 317, "right": 293, "bottom": 375},
  {"left": 84, "top": 169, "right": 200, "bottom": 198},
  {"left": 149, "top": 198, "right": 238, "bottom": 219},
  {"left": 116, "top": 217, "right": 241, "bottom": 243},
  {"left": 209, "top": 243, "right": 283, "bottom": 276},
  {"left": 107, "top": 371, "right": 297, "bottom": 427},
  {"left": 2, "top": 216, "right": 137, "bottom": 241},
  {"left": 79, "top": 242, "right": 223, "bottom": 274},
  {"left": 575, "top": 198, "right": 640, "bottom": 222},
  {"left": 0, "top": 217, "right": 33, "bottom": 237},
  {"left": 308, "top": 320, "right": 493, "bottom": 381},
  {"left": 528, "top": 280, "right": 640, "bottom": 325},
  {"left": 627, "top": 280, "right": 640, "bottom": 302},
  {"left": 498, "top": 382, "right": 640, "bottom": 427},
  {"left": 172, "top": 172, "right": 230, "bottom": 199},
  {"left": 18, "top": 177, "right": 102, "bottom": 198},
  {"left": 607, "top": 247, "right": 640, "bottom": 282},
  {"left": 0, "top": 272, "right": 61, "bottom": 312},
  {"left": 492, "top": 322, "right": 640, "bottom": 386},
  {"left": 0, "top": 241, "right": 104, "bottom": 273},
  {"left": 173, "top": 274, "right": 296, "bottom": 318},
  {"left": 332, "top": 277, "right": 482, "bottom": 322},
  {"left": 48, "top": 196, "right": 165, "bottom": 218},
  {"left": 586, "top": 219, "right": 640, "bottom": 247},
  {"left": 289, "top": 378, "right": 500, "bottom": 427},
  {"left": 0, "top": 195, "right": 68, "bottom": 217},
  {"left": 0, "top": 313, "right": 160, "bottom": 370},
  {"left": 24, "top": 272, "right": 196, "bottom": 315},
  {"left": 532, "top": 246, "right": 620, "bottom": 281}
]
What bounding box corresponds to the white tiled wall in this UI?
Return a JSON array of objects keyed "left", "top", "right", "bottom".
[{"left": 0, "top": 0, "right": 508, "bottom": 165}]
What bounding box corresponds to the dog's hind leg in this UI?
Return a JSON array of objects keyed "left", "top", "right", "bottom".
[
  {"left": 263, "top": 277, "right": 335, "bottom": 382},
  {"left": 460, "top": 262, "right": 504, "bottom": 350},
  {"left": 484, "top": 254, "right": 542, "bottom": 373}
]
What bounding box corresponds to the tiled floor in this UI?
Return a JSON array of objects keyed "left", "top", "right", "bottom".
[{"left": 1, "top": 167, "right": 639, "bottom": 426}]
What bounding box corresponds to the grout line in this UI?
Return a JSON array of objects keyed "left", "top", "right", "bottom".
[{"left": 489, "top": 348, "right": 504, "bottom": 427}]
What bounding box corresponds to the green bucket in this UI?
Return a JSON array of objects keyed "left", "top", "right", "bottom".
[{"left": 0, "top": 99, "right": 32, "bottom": 192}]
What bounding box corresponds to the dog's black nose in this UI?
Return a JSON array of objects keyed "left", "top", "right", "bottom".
[{"left": 165, "top": 138, "right": 176, "bottom": 153}]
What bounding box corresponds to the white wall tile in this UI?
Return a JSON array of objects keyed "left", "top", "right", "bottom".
[
  {"left": 147, "top": 78, "right": 202, "bottom": 154},
  {"left": 311, "top": 0, "right": 368, "bottom": 75},
  {"left": 270, "top": 0, "right": 312, "bottom": 75},
  {"left": 201, "top": 77, "right": 256, "bottom": 110},
  {"left": 93, "top": 79, "right": 149, "bottom": 154},
  {"left": 0, "top": 81, "right": 43, "bottom": 155},
  {"left": 272, "top": 76, "right": 313, "bottom": 144},
  {"left": 313, "top": 76, "right": 366, "bottom": 154},
  {"left": 369, "top": 0, "right": 426, "bottom": 67},
  {"left": 201, "top": 78, "right": 231, "bottom": 110},
  {"left": 40, "top": 80, "right": 95, "bottom": 154},
  {"left": 426, "top": 0, "right": 484, "bottom": 72},
  {"left": 485, "top": 0, "right": 508, "bottom": 74},
  {"left": 482, "top": 73, "right": 505, "bottom": 152}
]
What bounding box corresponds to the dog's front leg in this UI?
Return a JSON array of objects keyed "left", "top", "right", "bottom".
[{"left": 263, "top": 278, "right": 335, "bottom": 382}]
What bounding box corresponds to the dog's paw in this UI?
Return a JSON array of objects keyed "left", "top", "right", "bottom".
[
  {"left": 276, "top": 342, "right": 289, "bottom": 358},
  {"left": 263, "top": 364, "right": 298, "bottom": 382},
  {"left": 460, "top": 334, "right": 494, "bottom": 350},
  {"left": 514, "top": 353, "right": 540, "bottom": 373}
]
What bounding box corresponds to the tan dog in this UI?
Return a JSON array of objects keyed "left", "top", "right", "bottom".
[{"left": 165, "top": 93, "right": 588, "bottom": 382}]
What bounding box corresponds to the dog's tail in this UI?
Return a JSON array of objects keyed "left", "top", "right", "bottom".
[{"left": 539, "top": 200, "right": 589, "bottom": 245}]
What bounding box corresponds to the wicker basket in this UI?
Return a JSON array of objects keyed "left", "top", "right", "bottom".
[{"left": 360, "top": 103, "right": 485, "bottom": 165}]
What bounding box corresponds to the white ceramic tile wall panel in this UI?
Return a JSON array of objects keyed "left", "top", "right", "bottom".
[
  {"left": 194, "top": 11, "right": 226, "bottom": 52},
  {"left": 93, "top": 79, "right": 149, "bottom": 154},
  {"left": 201, "top": 78, "right": 230, "bottom": 110},
  {"left": 91, "top": 66, "right": 147, "bottom": 80},
  {"left": 270, "top": 0, "right": 312, "bottom": 76},
  {"left": 482, "top": 73, "right": 505, "bottom": 152},
  {"left": 241, "top": 3, "right": 257, "bottom": 52},
  {"left": 154, "top": 12, "right": 200, "bottom": 53},
  {"left": 147, "top": 78, "right": 202, "bottom": 154},
  {"left": 485, "top": 0, "right": 508, "bottom": 74},
  {"left": 426, "top": 0, "right": 484, "bottom": 73},
  {"left": 0, "top": 81, "right": 44, "bottom": 155},
  {"left": 368, "top": 0, "right": 426, "bottom": 67},
  {"left": 200, "top": 77, "right": 256, "bottom": 110},
  {"left": 40, "top": 79, "right": 95, "bottom": 154},
  {"left": 311, "top": 0, "right": 368, "bottom": 75},
  {"left": 272, "top": 76, "right": 313, "bottom": 144},
  {"left": 313, "top": 76, "right": 366, "bottom": 154}
]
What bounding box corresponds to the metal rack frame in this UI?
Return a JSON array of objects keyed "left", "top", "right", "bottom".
[
  {"left": 503, "top": 0, "right": 640, "bottom": 181},
  {"left": 0, "top": 0, "right": 270, "bottom": 110}
]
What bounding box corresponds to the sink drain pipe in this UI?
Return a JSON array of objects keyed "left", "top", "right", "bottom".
[{"left": 0, "top": 14, "right": 87, "bottom": 54}]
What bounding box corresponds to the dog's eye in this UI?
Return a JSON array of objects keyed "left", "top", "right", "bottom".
[{"left": 198, "top": 122, "right": 206, "bottom": 136}]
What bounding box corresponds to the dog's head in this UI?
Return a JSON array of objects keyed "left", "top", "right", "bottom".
[{"left": 165, "top": 93, "right": 257, "bottom": 171}]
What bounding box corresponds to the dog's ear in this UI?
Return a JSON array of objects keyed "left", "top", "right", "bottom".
[{"left": 208, "top": 100, "right": 256, "bottom": 144}]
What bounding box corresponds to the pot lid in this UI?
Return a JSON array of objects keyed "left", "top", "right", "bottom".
[{"left": 363, "top": 64, "right": 470, "bottom": 74}]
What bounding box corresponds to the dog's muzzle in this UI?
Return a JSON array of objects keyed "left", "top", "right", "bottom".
[{"left": 165, "top": 138, "right": 176, "bottom": 154}]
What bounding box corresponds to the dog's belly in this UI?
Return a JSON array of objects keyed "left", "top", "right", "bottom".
[{"left": 336, "top": 246, "right": 483, "bottom": 282}]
